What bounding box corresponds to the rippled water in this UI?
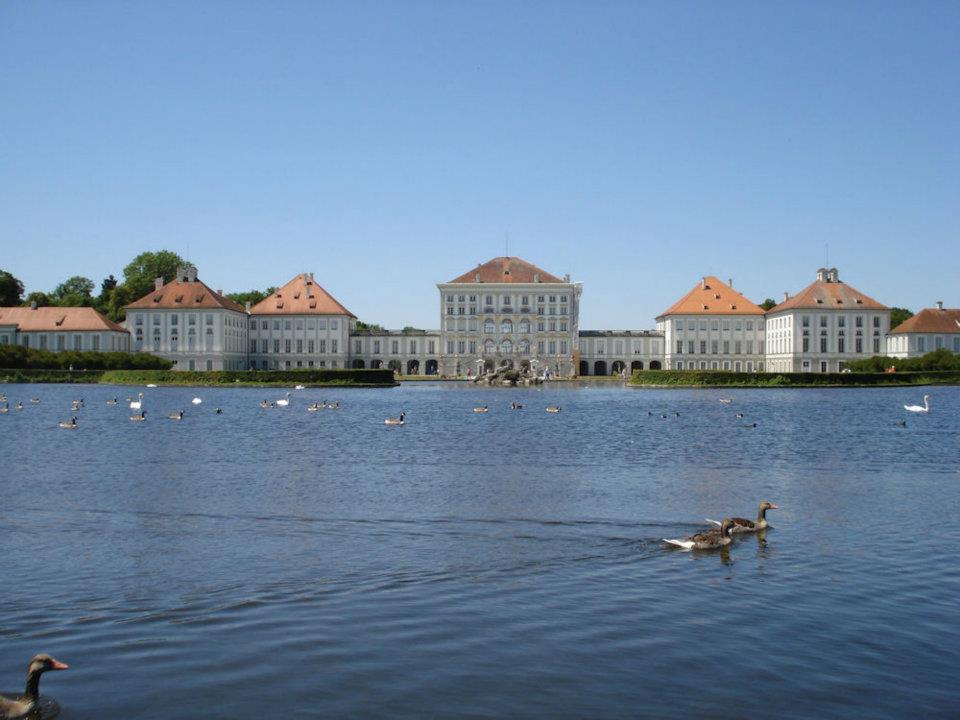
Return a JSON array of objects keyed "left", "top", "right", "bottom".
[{"left": 1, "top": 382, "right": 958, "bottom": 718}]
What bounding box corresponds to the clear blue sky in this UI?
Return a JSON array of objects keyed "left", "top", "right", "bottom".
[{"left": 2, "top": 1, "right": 957, "bottom": 328}]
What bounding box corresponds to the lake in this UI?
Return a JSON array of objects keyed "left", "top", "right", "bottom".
[{"left": 1, "top": 382, "right": 958, "bottom": 718}]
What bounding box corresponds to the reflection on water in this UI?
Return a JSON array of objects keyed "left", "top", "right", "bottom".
[{"left": 0, "top": 382, "right": 958, "bottom": 718}]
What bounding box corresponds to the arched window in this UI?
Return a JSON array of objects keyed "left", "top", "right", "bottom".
[
  {"left": 457, "top": 318, "right": 466, "bottom": 331},
  {"left": 483, "top": 339, "right": 495, "bottom": 355},
  {"left": 500, "top": 339, "right": 513, "bottom": 355},
  {"left": 519, "top": 339, "right": 530, "bottom": 355},
  {"left": 500, "top": 319, "right": 513, "bottom": 334},
  {"left": 519, "top": 319, "right": 530, "bottom": 334},
  {"left": 483, "top": 319, "right": 495, "bottom": 334},
  {"left": 445, "top": 319, "right": 455, "bottom": 331},
  {"left": 468, "top": 319, "right": 478, "bottom": 331}
]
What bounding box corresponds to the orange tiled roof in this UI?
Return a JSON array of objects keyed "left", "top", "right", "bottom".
[
  {"left": 769, "top": 271, "right": 888, "bottom": 313},
  {"left": 658, "top": 276, "right": 764, "bottom": 317},
  {"left": 890, "top": 307, "right": 960, "bottom": 334},
  {"left": 125, "top": 279, "right": 245, "bottom": 313},
  {"left": 249, "top": 273, "right": 356, "bottom": 317},
  {"left": 449, "top": 257, "right": 565, "bottom": 284},
  {"left": 0, "top": 306, "right": 129, "bottom": 333}
]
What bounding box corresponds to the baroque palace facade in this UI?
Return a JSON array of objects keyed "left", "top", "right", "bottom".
[{"left": 7, "top": 255, "right": 941, "bottom": 375}]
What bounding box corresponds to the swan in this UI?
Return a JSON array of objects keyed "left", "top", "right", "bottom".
[
  {"left": 473, "top": 406, "right": 489, "bottom": 413},
  {"left": 129, "top": 392, "right": 144, "bottom": 410},
  {"left": 385, "top": 412, "right": 405, "bottom": 426},
  {"left": 294, "top": 384, "right": 305, "bottom": 390},
  {"left": 904, "top": 395, "right": 930, "bottom": 413},
  {"left": 58, "top": 417, "right": 78, "bottom": 430},
  {"left": 191, "top": 397, "right": 202, "bottom": 405},
  {"left": 546, "top": 406, "right": 561, "bottom": 413},
  {"left": 275, "top": 392, "right": 291, "bottom": 407},
  {"left": 0, "top": 654, "right": 68, "bottom": 720},
  {"left": 719, "top": 398, "right": 733, "bottom": 404},
  {"left": 146, "top": 383, "right": 158, "bottom": 388},
  {"left": 707, "top": 501, "right": 779, "bottom": 533},
  {"left": 167, "top": 410, "right": 184, "bottom": 420},
  {"left": 664, "top": 518, "right": 735, "bottom": 550},
  {"left": 130, "top": 411, "right": 147, "bottom": 422}
]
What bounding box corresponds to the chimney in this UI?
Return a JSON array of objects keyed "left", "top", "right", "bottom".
[
  {"left": 564, "top": 273, "right": 570, "bottom": 282},
  {"left": 475, "top": 272, "right": 481, "bottom": 282},
  {"left": 30, "top": 300, "right": 37, "bottom": 310},
  {"left": 245, "top": 301, "right": 252, "bottom": 313},
  {"left": 701, "top": 277, "right": 707, "bottom": 290},
  {"left": 187, "top": 265, "right": 197, "bottom": 282},
  {"left": 154, "top": 277, "right": 164, "bottom": 291},
  {"left": 816, "top": 268, "right": 827, "bottom": 282},
  {"left": 534, "top": 273, "right": 540, "bottom": 283},
  {"left": 783, "top": 292, "right": 790, "bottom": 302},
  {"left": 829, "top": 267, "right": 839, "bottom": 283},
  {"left": 728, "top": 278, "right": 733, "bottom": 288},
  {"left": 936, "top": 300, "right": 944, "bottom": 310}
]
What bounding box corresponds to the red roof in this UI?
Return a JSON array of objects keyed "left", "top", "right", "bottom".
[
  {"left": 125, "top": 278, "right": 244, "bottom": 313},
  {"left": 890, "top": 307, "right": 960, "bottom": 334},
  {"left": 658, "top": 276, "right": 764, "bottom": 317},
  {"left": 0, "top": 306, "right": 129, "bottom": 333},
  {"left": 249, "top": 273, "right": 356, "bottom": 318},
  {"left": 449, "top": 257, "right": 565, "bottom": 284},
  {"left": 770, "top": 271, "right": 888, "bottom": 313}
]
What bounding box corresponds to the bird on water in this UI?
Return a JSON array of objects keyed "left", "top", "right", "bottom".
[
  {"left": 0, "top": 654, "right": 68, "bottom": 720},
  {"left": 707, "top": 501, "right": 779, "bottom": 533}
]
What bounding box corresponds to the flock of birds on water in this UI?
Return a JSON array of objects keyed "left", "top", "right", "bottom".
[{"left": 0, "top": 387, "right": 938, "bottom": 715}]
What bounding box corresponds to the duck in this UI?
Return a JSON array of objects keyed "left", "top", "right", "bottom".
[
  {"left": 510, "top": 402, "right": 524, "bottom": 410},
  {"left": 129, "top": 392, "right": 144, "bottom": 410},
  {"left": 167, "top": 410, "right": 184, "bottom": 421},
  {"left": 191, "top": 397, "right": 202, "bottom": 405},
  {"left": 215, "top": 408, "right": 223, "bottom": 415},
  {"left": 307, "top": 403, "right": 321, "bottom": 412},
  {"left": 106, "top": 398, "right": 118, "bottom": 406},
  {"left": 742, "top": 422, "right": 757, "bottom": 428},
  {"left": 0, "top": 654, "right": 69, "bottom": 720},
  {"left": 259, "top": 400, "right": 272, "bottom": 409},
  {"left": 130, "top": 411, "right": 147, "bottom": 422},
  {"left": 0, "top": 404, "right": 8, "bottom": 414},
  {"left": 473, "top": 405, "right": 489, "bottom": 413},
  {"left": 385, "top": 412, "right": 405, "bottom": 426},
  {"left": 15, "top": 402, "right": 23, "bottom": 411},
  {"left": 545, "top": 406, "right": 561, "bottom": 413},
  {"left": 904, "top": 394, "right": 930, "bottom": 413},
  {"left": 735, "top": 412, "right": 744, "bottom": 419},
  {"left": 895, "top": 419, "right": 907, "bottom": 428},
  {"left": 664, "top": 518, "right": 735, "bottom": 550},
  {"left": 58, "top": 417, "right": 78, "bottom": 430},
  {"left": 707, "top": 501, "right": 779, "bottom": 533},
  {"left": 275, "top": 392, "right": 291, "bottom": 407},
  {"left": 326, "top": 401, "right": 341, "bottom": 410},
  {"left": 29, "top": 398, "right": 40, "bottom": 405}
]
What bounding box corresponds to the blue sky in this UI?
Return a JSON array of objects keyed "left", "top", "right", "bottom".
[{"left": 2, "top": 1, "right": 957, "bottom": 328}]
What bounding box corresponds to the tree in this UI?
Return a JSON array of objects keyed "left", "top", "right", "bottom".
[
  {"left": 355, "top": 320, "right": 385, "bottom": 332},
  {"left": 226, "top": 288, "right": 277, "bottom": 307},
  {"left": 889, "top": 307, "right": 913, "bottom": 331},
  {"left": 104, "top": 285, "right": 134, "bottom": 322},
  {"left": 24, "top": 290, "right": 52, "bottom": 307},
  {"left": 759, "top": 298, "right": 777, "bottom": 311},
  {"left": 0, "top": 269, "right": 24, "bottom": 306},
  {"left": 100, "top": 274, "right": 118, "bottom": 295},
  {"left": 52, "top": 275, "right": 95, "bottom": 306},
  {"left": 122, "top": 250, "right": 186, "bottom": 301}
]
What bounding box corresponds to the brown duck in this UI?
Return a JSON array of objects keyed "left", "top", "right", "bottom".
[
  {"left": 663, "top": 518, "right": 735, "bottom": 550},
  {"left": 707, "top": 501, "right": 779, "bottom": 533},
  {"left": 0, "top": 654, "right": 68, "bottom": 720}
]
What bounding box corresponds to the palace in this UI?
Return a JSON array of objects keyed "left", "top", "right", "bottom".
[{"left": 2, "top": 257, "right": 945, "bottom": 375}]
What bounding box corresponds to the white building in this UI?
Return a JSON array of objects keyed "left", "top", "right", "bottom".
[
  {"left": 657, "top": 277, "right": 767, "bottom": 372},
  {"left": 349, "top": 329, "right": 441, "bottom": 375},
  {"left": 248, "top": 273, "right": 355, "bottom": 370},
  {"left": 124, "top": 265, "right": 248, "bottom": 370},
  {"left": 764, "top": 268, "right": 890, "bottom": 373},
  {"left": 886, "top": 302, "right": 960, "bottom": 358},
  {"left": 577, "top": 331, "right": 663, "bottom": 376},
  {"left": 436, "top": 257, "right": 582, "bottom": 377},
  {"left": 0, "top": 304, "right": 130, "bottom": 352}
]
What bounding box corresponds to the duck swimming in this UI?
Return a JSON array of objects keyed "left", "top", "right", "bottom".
[
  {"left": 0, "top": 654, "right": 68, "bottom": 720},
  {"left": 510, "top": 402, "right": 524, "bottom": 410},
  {"left": 385, "top": 412, "right": 405, "bottom": 426},
  {"left": 546, "top": 406, "right": 561, "bottom": 413},
  {"left": 473, "top": 406, "right": 489, "bottom": 413},
  {"left": 130, "top": 410, "right": 147, "bottom": 422},
  {"left": 58, "top": 417, "right": 78, "bottom": 430},
  {"left": 707, "top": 501, "right": 779, "bottom": 533},
  {"left": 167, "top": 410, "right": 184, "bottom": 421},
  {"left": 106, "top": 398, "right": 118, "bottom": 406},
  {"left": 664, "top": 518, "right": 735, "bottom": 550}
]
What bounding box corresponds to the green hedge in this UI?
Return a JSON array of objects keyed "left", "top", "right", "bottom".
[
  {"left": 0, "top": 345, "right": 172, "bottom": 370},
  {"left": 844, "top": 348, "right": 960, "bottom": 373},
  {"left": 630, "top": 369, "right": 960, "bottom": 387},
  {"left": 99, "top": 368, "right": 397, "bottom": 386},
  {"left": 0, "top": 368, "right": 105, "bottom": 383}
]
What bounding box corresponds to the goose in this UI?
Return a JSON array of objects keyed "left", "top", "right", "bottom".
[
  {"left": 259, "top": 400, "right": 272, "bottom": 409},
  {"left": 0, "top": 654, "right": 68, "bottom": 720},
  {"left": 473, "top": 405, "right": 489, "bottom": 413},
  {"left": 742, "top": 422, "right": 757, "bottom": 428},
  {"left": 167, "top": 410, "right": 184, "bottom": 421},
  {"left": 29, "top": 398, "right": 40, "bottom": 405},
  {"left": 896, "top": 419, "right": 907, "bottom": 428},
  {"left": 664, "top": 518, "right": 735, "bottom": 550},
  {"left": 904, "top": 395, "right": 930, "bottom": 413},
  {"left": 385, "top": 412, "right": 405, "bottom": 426},
  {"left": 15, "top": 402, "right": 23, "bottom": 411},
  {"left": 719, "top": 398, "right": 733, "bottom": 404},
  {"left": 58, "top": 417, "right": 78, "bottom": 430},
  {"left": 707, "top": 501, "right": 779, "bottom": 533},
  {"left": 215, "top": 408, "right": 223, "bottom": 414},
  {"left": 307, "top": 403, "right": 321, "bottom": 412},
  {"left": 546, "top": 406, "right": 561, "bottom": 413},
  {"left": 129, "top": 392, "right": 144, "bottom": 410},
  {"left": 510, "top": 402, "right": 524, "bottom": 410},
  {"left": 326, "top": 401, "right": 341, "bottom": 410},
  {"left": 735, "top": 412, "right": 744, "bottom": 419},
  {"left": 106, "top": 398, "right": 118, "bottom": 406},
  {"left": 191, "top": 397, "right": 202, "bottom": 405},
  {"left": 0, "top": 404, "right": 8, "bottom": 414},
  {"left": 130, "top": 411, "right": 147, "bottom": 422},
  {"left": 275, "top": 392, "right": 291, "bottom": 407}
]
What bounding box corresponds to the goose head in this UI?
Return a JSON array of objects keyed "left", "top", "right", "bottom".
[
  {"left": 758, "top": 501, "right": 779, "bottom": 519},
  {"left": 23, "top": 654, "right": 68, "bottom": 700},
  {"left": 719, "top": 518, "right": 735, "bottom": 537}
]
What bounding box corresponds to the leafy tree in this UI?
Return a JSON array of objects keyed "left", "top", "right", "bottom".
[
  {"left": 759, "top": 298, "right": 777, "bottom": 311},
  {"left": 104, "top": 285, "right": 134, "bottom": 322},
  {"left": 52, "top": 275, "right": 96, "bottom": 306},
  {"left": 0, "top": 269, "right": 25, "bottom": 306},
  {"left": 100, "top": 274, "right": 118, "bottom": 295},
  {"left": 226, "top": 288, "right": 277, "bottom": 307},
  {"left": 24, "top": 290, "right": 52, "bottom": 307},
  {"left": 122, "top": 250, "right": 185, "bottom": 301},
  {"left": 889, "top": 307, "right": 913, "bottom": 331},
  {"left": 355, "top": 320, "right": 385, "bottom": 332}
]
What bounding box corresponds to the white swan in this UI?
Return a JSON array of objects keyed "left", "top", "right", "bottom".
[
  {"left": 191, "top": 397, "right": 202, "bottom": 405},
  {"left": 294, "top": 384, "right": 305, "bottom": 390},
  {"left": 904, "top": 394, "right": 930, "bottom": 413},
  {"left": 129, "top": 392, "right": 144, "bottom": 410},
  {"left": 275, "top": 392, "right": 291, "bottom": 407}
]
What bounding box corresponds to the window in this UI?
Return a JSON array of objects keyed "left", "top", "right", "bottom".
[
  {"left": 284, "top": 340, "right": 291, "bottom": 353},
  {"left": 537, "top": 296, "right": 544, "bottom": 303},
  {"left": 820, "top": 316, "right": 827, "bottom": 328},
  {"left": 820, "top": 337, "right": 828, "bottom": 352},
  {"left": 484, "top": 319, "right": 494, "bottom": 334},
  {"left": 560, "top": 321, "right": 567, "bottom": 332},
  {"left": 319, "top": 339, "right": 326, "bottom": 353},
  {"left": 711, "top": 321, "right": 719, "bottom": 331},
  {"left": 447, "top": 341, "right": 455, "bottom": 354},
  {"left": 700, "top": 321, "right": 707, "bottom": 331},
  {"left": 711, "top": 340, "right": 718, "bottom": 354},
  {"left": 838, "top": 338, "right": 845, "bottom": 353},
  {"left": 537, "top": 321, "right": 545, "bottom": 332},
  {"left": 873, "top": 317, "right": 880, "bottom": 328},
  {"left": 723, "top": 341, "right": 730, "bottom": 354},
  {"left": 446, "top": 294, "right": 453, "bottom": 302},
  {"left": 469, "top": 340, "right": 477, "bottom": 354},
  {"left": 549, "top": 321, "right": 556, "bottom": 332},
  {"left": 917, "top": 336, "right": 926, "bottom": 352},
  {"left": 250, "top": 339, "right": 258, "bottom": 353},
  {"left": 688, "top": 340, "right": 695, "bottom": 354},
  {"left": 486, "top": 295, "right": 493, "bottom": 305},
  {"left": 746, "top": 321, "right": 753, "bottom": 331},
  {"left": 802, "top": 316, "right": 810, "bottom": 328},
  {"left": 457, "top": 295, "right": 465, "bottom": 302},
  {"left": 722, "top": 320, "right": 730, "bottom": 331},
  {"left": 503, "top": 296, "right": 511, "bottom": 306},
  {"left": 318, "top": 320, "right": 326, "bottom": 330},
  {"left": 373, "top": 340, "right": 380, "bottom": 354},
  {"left": 297, "top": 339, "right": 303, "bottom": 353},
  {"left": 331, "top": 320, "right": 338, "bottom": 330},
  {"left": 484, "top": 339, "right": 495, "bottom": 354},
  {"left": 735, "top": 341, "right": 741, "bottom": 354},
  {"left": 676, "top": 340, "right": 683, "bottom": 354},
  {"left": 308, "top": 340, "right": 315, "bottom": 353},
  {"left": 391, "top": 340, "right": 398, "bottom": 354},
  {"left": 838, "top": 316, "right": 846, "bottom": 328},
  {"left": 39, "top": 335, "right": 47, "bottom": 349},
  {"left": 802, "top": 338, "right": 809, "bottom": 352},
  {"left": 873, "top": 338, "right": 880, "bottom": 353},
  {"left": 74, "top": 335, "right": 82, "bottom": 350},
  {"left": 458, "top": 341, "right": 466, "bottom": 354},
  {"left": 855, "top": 337, "right": 863, "bottom": 353},
  {"left": 409, "top": 341, "right": 417, "bottom": 354},
  {"left": 700, "top": 340, "right": 707, "bottom": 354},
  {"left": 262, "top": 339, "right": 268, "bottom": 353},
  {"left": 331, "top": 339, "right": 338, "bottom": 353},
  {"left": 519, "top": 320, "right": 530, "bottom": 334},
  {"left": 501, "top": 319, "right": 513, "bottom": 333}
]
